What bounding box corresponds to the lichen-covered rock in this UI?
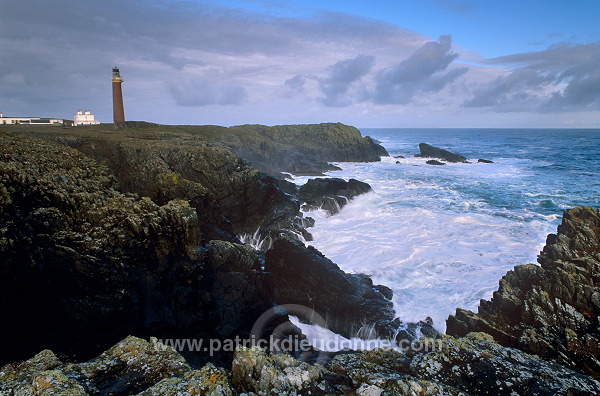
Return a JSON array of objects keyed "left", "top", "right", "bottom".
[
  {"left": 232, "top": 346, "right": 333, "bottom": 395},
  {"left": 138, "top": 362, "right": 234, "bottom": 396},
  {"left": 409, "top": 333, "right": 600, "bottom": 395},
  {"left": 0, "top": 336, "right": 236, "bottom": 395},
  {"left": 327, "top": 347, "right": 468, "bottom": 395},
  {"left": 447, "top": 207, "right": 600, "bottom": 377}
]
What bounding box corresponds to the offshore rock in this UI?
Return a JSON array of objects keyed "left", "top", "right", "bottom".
[
  {"left": 416, "top": 143, "right": 468, "bottom": 163},
  {"left": 299, "top": 177, "right": 372, "bottom": 215},
  {"left": 447, "top": 206, "right": 600, "bottom": 378},
  {"left": 477, "top": 158, "right": 494, "bottom": 163},
  {"left": 265, "top": 237, "right": 395, "bottom": 338},
  {"left": 0, "top": 134, "right": 271, "bottom": 365},
  {"left": 426, "top": 160, "right": 445, "bottom": 166}
]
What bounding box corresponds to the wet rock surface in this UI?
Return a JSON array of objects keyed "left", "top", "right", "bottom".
[
  {"left": 299, "top": 177, "right": 372, "bottom": 215},
  {"left": 447, "top": 206, "right": 600, "bottom": 378},
  {"left": 416, "top": 143, "right": 468, "bottom": 163},
  {"left": 265, "top": 237, "right": 395, "bottom": 337}
]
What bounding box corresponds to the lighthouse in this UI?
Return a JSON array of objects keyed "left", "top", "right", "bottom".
[{"left": 112, "top": 66, "right": 125, "bottom": 124}]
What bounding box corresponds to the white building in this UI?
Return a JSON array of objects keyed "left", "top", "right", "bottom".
[
  {"left": 74, "top": 110, "right": 100, "bottom": 126},
  {"left": 0, "top": 112, "right": 68, "bottom": 126}
]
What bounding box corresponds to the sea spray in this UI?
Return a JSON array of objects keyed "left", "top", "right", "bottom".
[{"left": 294, "top": 128, "right": 600, "bottom": 333}]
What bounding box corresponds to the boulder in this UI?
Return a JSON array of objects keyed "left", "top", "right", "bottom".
[
  {"left": 299, "top": 178, "right": 372, "bottom": 215},
  {"left": 265, "top": 237, "right": 395, "bottom": 337},
  {"left": 447, "top": 207, "right": 600, "bottom": 377},
  {"left": 416, "top": 143, "right": 468, "bottom": 163},
  {"left": 478, "top": 158, "right": 494, "bottom": 164}
]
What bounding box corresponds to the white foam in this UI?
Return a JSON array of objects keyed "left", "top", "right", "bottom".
[{"left": 301, "top": 159, "right": 557, "bottom": 333}]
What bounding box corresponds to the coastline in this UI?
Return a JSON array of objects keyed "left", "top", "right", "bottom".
[{"left": 1, "top": 124, "right": 600, "bottom": 394}]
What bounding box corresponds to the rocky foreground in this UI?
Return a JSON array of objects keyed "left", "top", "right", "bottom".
[
  {"left": 2, "top": 205, "right": 600, "bottom": 395},
  {"left": 1, "top": 125, "right": 600, "bottom": 395}
]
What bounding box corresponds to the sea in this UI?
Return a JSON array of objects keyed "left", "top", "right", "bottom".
[{"left": 292, "top": 128, "right": 600, "bottom": 335}]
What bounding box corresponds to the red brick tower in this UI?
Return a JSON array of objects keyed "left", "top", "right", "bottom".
[{"left": 112, "top": 66, "right": 125, "bottom": 124}]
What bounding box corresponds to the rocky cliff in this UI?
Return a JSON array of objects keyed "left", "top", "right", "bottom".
[
  {"left": 447, "top": 206, "right": 600, "bottom": 378},
  {"left": 0, "top": 130, "right": 392, "bottom": 370}
]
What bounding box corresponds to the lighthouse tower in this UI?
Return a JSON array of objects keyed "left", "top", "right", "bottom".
[{"left": 112, "top": 66, "right": 125, "bottom": 124}]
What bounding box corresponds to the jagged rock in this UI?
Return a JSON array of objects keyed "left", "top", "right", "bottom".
[
  {"left": 232, "top": 346, "right": 334, "bottom": 395},
  {"left": 416, "top": 143, "right": 468, "bottom": 163},
  {"left": 447, "top": 207, "right": 600, "bottom": 377},
  {"left": 409, "top": 333, "right": 600, "bottom": 395},
  {"left": 299, "top": 178, "right": 372, "bottom": 215},
  {"left": 477, "top": 158, "right": 494, "bottom": 163},
  {"left": 326, "top": 333, "right": 600, "bottom": 395},
  {"left": 265, "top": 237, "right": 395, "bottom": 337},
  {"left": 426, "top": 160, "right": 446, "bottom": 166}
]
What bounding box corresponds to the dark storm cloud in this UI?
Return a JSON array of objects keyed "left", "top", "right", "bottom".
[
  {"left": 318, "top": 54, "right": 375, "bottom": 107},
  {"left": 464, "top": 41, "right": 600, "bottom": 112},
  {"left": 373, "top": 36, "right": 467, "bottom": 105}
]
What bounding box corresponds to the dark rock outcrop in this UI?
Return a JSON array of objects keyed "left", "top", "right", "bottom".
[
  {"left": 0, "top": 132, "right": 392, "bottom": 370},
  {"left": 0, "top": 134, "right": 272, "bottom": 365},
  {"left": 447, "top": 206, "right": 600, "bottom": 378},
  {"left": 265, "top": 237, "right": 395, "bottom": 337},
  {"left": 478, "top": 158, "right": 494, "bottom": 163},
  {"left": 426, "top": 159, "right": 446, "bottom": 166},
  {"left": 416, "top": 143, "right": 468, "bottom": 163},
  {"left": 299, "top": 177, "right": 372, "bottom": 215}
]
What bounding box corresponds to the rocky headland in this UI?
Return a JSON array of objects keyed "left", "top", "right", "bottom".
[
  {"left": 0, "top": 124, "right": 390, "bottom": 366},
  {"left": 1, "top": 124, "right": 600, "bottom": 395}
]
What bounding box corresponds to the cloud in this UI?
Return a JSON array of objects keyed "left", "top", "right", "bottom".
[
  {"left": 170, "top": 78, "right": 246, "bottom": 106},
  {"left": 0, "top": 0, "right": 431, "bottom": 121},
  {"left": 317, "top": 54, "right": 375, "bottom": 107},
  {"left": 464, "top": 41, "right": 600, "bottom": 112},
  {"left": 373, "top": 35, "right": 467, "bottom": 104}
]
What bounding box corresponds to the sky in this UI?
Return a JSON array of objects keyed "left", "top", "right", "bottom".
[{"left": 0, "top": 0, "right": 599, "bottom": 128}]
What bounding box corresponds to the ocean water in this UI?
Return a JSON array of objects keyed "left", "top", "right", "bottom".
[{"left": 293, "top": 128, "right": 600, "bottom": 333}]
